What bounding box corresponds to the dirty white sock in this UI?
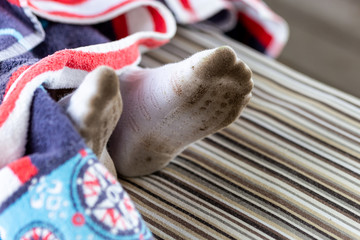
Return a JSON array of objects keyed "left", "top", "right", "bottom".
[
  {"left": 108, "top": 46, "right": 253, "bottom": 177},
  {"left": 59, "top": 66, "right": 122, "bottom": 176}
]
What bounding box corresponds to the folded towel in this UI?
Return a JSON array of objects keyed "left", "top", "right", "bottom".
[
  {"left": 1, "top": 0, "right": 288, "bottom": 62},
  {"left": 162, "top": 0, "right": 289, "bottom": 57}
]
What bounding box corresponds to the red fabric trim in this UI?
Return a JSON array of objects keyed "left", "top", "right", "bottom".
[
  {"left": 179, "top": 0, "right": 193, "bottom": 12},
  {"left": 79, "top": 149, "right": 88, "bottom": 157},
  {"left": 112, "top": 14, "right": 129, "bottom": 39},
  {"left": 8, "top": 157, "right": 38, "bottom": 184},
  {"left": 51, "top": 0, "right": 87, "bottom": 5},
  {"left": 179, "top": 0, "right": 197, "bottom": 21},
  {"left": 7, "top": 0, "right": 20, "bottom": 6},
  {"left": 28, "top": 0, "right": 136, "bottom": 19},
  {"left": 147, "top": 6, "right": 167, "bottom": 33},
  {"left": 72, "top": 212, "right": 86, "bottom": 226},
  {"left": 140, "top": 38, "right": 169, "bottom": 48},
  {"left": 238, "top": 11, "right": 273, "bottom": 47},
  {"left": 5, "top": 65, "right": 30, "bottom": 96}
]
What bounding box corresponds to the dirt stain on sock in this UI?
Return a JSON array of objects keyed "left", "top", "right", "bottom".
[
  {"left": 171, "top": 76, "right": 183, "bottom": 96},
  {"left": 187, "top": 84, "right": 207, "bottom": 105}
]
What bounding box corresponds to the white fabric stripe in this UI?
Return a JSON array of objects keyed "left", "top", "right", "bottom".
[
  {"left": 3, "top": 64, "right": 55, "bottom": 103},
  {"left": 0, "top": 70, "right": 58, "bottom": 165},
  {"left": 189, "top": 0, "right": 229, "bottom": 22},
  {"left": 42, "top": 67, "right": 88, "bottom": 89},
  {"left": 126, "top": 7, "right": 155, "bottom": 35},
  {"left": 166, "top": 0, "right": 236, "bottom": 31},
  {"left": 74, "top": 29, "right": 175, "bottom": 55},
  {"left": 0, "top": 31, "right": 43, "bottom": 61},
  {"left": 192, "top": 0, "right": 237, "bottom": 31},
  {"left": 163, "top": 0, "right": 195, "bottom": 23},
  {"left": 0, "top": 0, "right": 45, "bottom": 61},
  {"left": 29, "top": 0, "right": 176, "bottom": 30},
  {"left": 235, "top": 2, "right": 288, "bottom": 57},
  {"left": 233, "top": 0, "right": 278, "bottom": 20},
  {"left": 28, "top": 0, "right": 127, "bottom": 16},
  {"left": 0, "top": 168, "right": 21, "bottom": 206}
]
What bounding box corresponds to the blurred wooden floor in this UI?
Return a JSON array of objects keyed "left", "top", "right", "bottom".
[{"left": 265, "top": 0, "right": 360, "bottom": 97}]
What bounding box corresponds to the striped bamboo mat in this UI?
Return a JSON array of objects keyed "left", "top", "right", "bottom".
[{"left": 119, "top": 27, "right": 360, "bottom": 240}]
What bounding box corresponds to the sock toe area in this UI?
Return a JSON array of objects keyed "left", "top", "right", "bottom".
[
  {"left": 193, "top": 46, "right": 238, "bottom": 79},
  {"left": 93, "top": 66, "right": 119, "bottom": 97}
]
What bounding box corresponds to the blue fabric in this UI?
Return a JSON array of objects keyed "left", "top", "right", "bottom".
[
  {"left": 32, "top": 21, "right": 111, "bottom": 59},
  {"left": 0, "top": 0, "right": 36, "bottom": 50},
  {"left": 0, "top": 0, "right": 45, "bottom": 61},
  {"left": 0, "top": 88, "right": 153, "bottom": 240}
]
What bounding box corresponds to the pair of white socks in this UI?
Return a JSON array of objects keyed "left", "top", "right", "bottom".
[{"left": 60, "top": 46, "right": 253, "bottom": 177}]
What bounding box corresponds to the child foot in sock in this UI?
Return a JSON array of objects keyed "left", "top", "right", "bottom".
[
  {"left": 108, "top": 46, "right": 253, "bottom": 177},
  {"left": 59, "top": 66, "right": 122, "bottom": 176}
]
